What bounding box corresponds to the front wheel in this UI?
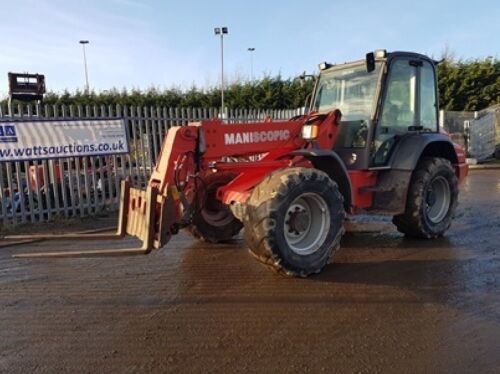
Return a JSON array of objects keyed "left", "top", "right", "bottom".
[
  {"left": 393, "top": 157, "right": 458, "bottom": 238},
  {"left": 187, "top": 171, "right": 242, "bottom": 243},
  {"left": 243, "top": 167, "right": 345, "bottom": 277}
]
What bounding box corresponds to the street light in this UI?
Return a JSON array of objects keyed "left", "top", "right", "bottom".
[
  {"left": 79, "top": 40, "right": 90, "bottom": 93},
  {"left": 214, "top": 27, "right": 228, "bottom": 118},
  {"left": 247, "top": 47, "right": 255, "bottom": 81}
]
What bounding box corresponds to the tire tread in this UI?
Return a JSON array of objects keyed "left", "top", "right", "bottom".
[
  {"left": 243, "top": 168, "right": 345, "bottom": 277},
  {"left": 393, "top": 157, "right": 458, "bottom": 239}
]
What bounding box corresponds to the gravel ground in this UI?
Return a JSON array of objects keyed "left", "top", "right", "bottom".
[{"left": 0, "top": 170, "right": 499, "bottom": 373}]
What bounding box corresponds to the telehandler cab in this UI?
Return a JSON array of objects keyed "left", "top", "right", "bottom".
[{"left": 13, "top": 50, "right": 468, "bottom": 277}]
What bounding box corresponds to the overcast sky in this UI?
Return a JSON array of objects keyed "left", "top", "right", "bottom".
[{"left": 0, "top": 0, "right": 498, "bottom": 97}]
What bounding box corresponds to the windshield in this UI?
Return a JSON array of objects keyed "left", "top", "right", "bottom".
[{"left": 313, "top": 62, "right": 382, "bottom": 121}]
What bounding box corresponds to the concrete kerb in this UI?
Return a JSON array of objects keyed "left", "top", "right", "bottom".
[{"left": 468, "top": 164, "right": 500, "bottom": 170}]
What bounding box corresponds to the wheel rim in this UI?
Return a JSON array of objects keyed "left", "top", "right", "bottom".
[
  {"left": 425, "top": 176, "right": 451, "bottom": 223},
  {"left": 284, "top": 193, "right": 330, "bottom": 256},
  {"left": 200, "top": 187, "right": 234, "bottom": 227}
]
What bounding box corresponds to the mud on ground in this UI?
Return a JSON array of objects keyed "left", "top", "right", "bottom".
[{"left": 0, "top": 170, "right": 499, "bottom": 373}]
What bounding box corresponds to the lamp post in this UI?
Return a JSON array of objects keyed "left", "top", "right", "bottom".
[
  {"left": 79, "top": 40, "right": 90, "bottom": 93},
  {"left": 214, "top": 27, "right": 228, "bottom": 118},
  {"left": 247, "top": 47, "right": 255, "bottom": 81}
]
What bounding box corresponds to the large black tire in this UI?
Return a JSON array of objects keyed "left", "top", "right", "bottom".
[
  {"left": 188, "top": 171, "right": 242, "bottom": 243},
  {"left": 393, "top": 157, "right": 458, "bottom": 238},
  {"left": 243, "top": 167, "right": 345, "bottom": 277}
]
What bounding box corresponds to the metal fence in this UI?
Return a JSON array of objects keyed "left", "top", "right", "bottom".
[
  {"left": 440, "top": 110, "right": 475, "bottom": 149},
  {"left": 467, "top": 108, "right": 499, "bottom": 161},
  {"left": 441, "top": 105, "right": 500, "bottom": 160},
  {"left": 0, "top": 104, "right": 299, "bottom": 227}
]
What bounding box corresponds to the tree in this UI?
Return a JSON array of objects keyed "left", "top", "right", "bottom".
[
  {"left": 2, "top": 56, "right": 497, "bottom": 112},
  {"left": 437, "top": 57, "right": 499, "bottom": 111}
]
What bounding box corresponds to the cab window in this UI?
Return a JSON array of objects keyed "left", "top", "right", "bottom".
[
  {"left": 373, "top": 58, "right": 417, "bottom": 165},
  {"left": 372, "top": 58, "right": 438, "bottom": 166},
  {"left": 420, "top": 61, "right": 438, "bottom": 131}
]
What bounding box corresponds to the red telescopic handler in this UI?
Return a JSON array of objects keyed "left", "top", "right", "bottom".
[{"left": 10, "top": 50, "right": 468, "bottom": 277}]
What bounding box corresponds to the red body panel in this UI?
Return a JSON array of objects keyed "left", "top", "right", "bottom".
[
  {"left": 456, "top": 163, "right": 469, "bottom": 185},
  {"left": 348, "top": 170, "right": 377, "bottom": 209},
  {"left": 205, "top": 112, "right": 343, "bottom": 205},
  {"left": 149, "top": 126, "right": 199, "bottom": 195},
  {"left": 149, "top": 113, "right": 467, "bottom": 224},
  {"left": 148, "top": 114, "right": 378, "bottom": 213},
  {"left": 218, "top": 167, "right": 286, "bottom": 203},
  {"left": 453, "top": 142, "right": 469, "bottom": 184},
  {"left": 201, "top": 120, "right": 304, "bottom": 158},
  {"left": 149, "top": 116, "right": 331, "bottom": 201}
]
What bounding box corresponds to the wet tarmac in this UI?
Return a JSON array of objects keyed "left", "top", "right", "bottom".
[{"left": 0, "top": 170, "right": 499, "bottom": 373}]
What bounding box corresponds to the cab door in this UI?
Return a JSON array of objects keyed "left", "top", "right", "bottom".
[{"left": 372, "top": 57, "right": 438, "bottom": 166}]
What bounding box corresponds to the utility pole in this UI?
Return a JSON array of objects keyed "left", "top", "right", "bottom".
[
  {"left": 247, "top": 47, "right": 255, "bottom": 81},
  {"left": 79, "top": 40, "right": 90, "bottom": 93},
  {"left": 214, "top": 27, "right": 228, "bottom": 119}
]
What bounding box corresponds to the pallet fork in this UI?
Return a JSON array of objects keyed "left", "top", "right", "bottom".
[{"left": 8, "top": 180, "right": 177, "bottom": 258}]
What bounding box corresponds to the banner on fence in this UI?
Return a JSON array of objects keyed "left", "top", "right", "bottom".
[{"left": 0, "top": 119, "right": 129, "bottom": 162}]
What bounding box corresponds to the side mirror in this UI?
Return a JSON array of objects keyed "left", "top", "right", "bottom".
[
  {"left": 366, "top": 52, "right": 375, "bottom": 73},
  {"left": 304, "top": 93, "right": 312, "bottom": 114}
]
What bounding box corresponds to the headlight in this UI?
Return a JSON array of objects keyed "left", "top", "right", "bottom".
[
  {"left": 318, "top": 62, "right": 332, "bottom": 70},
  {"left": 301, "top": 124, "right": 319, "bottom": 140},
  {"left": 374, "top": 49, "right": 387, "bottom": 58}
]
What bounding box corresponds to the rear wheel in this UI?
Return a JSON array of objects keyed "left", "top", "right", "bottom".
[
  {"left": 188, "top": 171, "right": 242, "bottom": 243},
  {"left": 243, "top": 167, "right": 345, "bottom": 277},
  {"left": 393, "top": 157, "right": 458, "bottom": 238}
]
